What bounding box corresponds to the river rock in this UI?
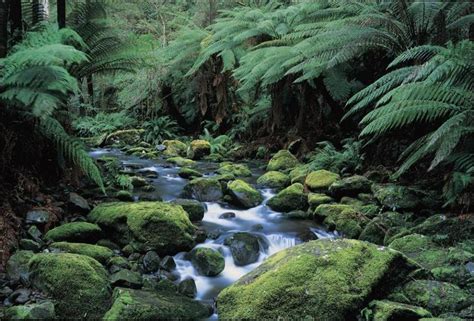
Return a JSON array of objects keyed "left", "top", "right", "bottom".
[
  {"left": 217, "top": 163, "right": 252, "bottom": 177},
  {"left": 282, "top": 210, "right": 311, "bottom": 220},
  {"left": 20, "top": 239, "right": 41, "bottom": 252},
  {"left": 44, "top": 222, "right": 102, "bottom": 243},
  {"left": 289, "top": 165, "right": 310, "bottom": 184},
  {"left": 162, "top": 140, "right": 187, "bottom": 157},
  {"left": 178, "top": 167, "right": 203, "bottom": 179},
  {"left": 372, "top": 184, "right": 440, "bottom": 211},
  {"left": 4, "top": 301, "right": 55, "bottom": 320},
  {"left": 142, "top": 251, "right": 161, "bottom": 273},
  {"left": 170, "top": 198, "right": 206, "bottom": 221},
  {"left": 314, "top": 204, "right": 367, "bottom": 239},
  {"left": 224, "top": 232, "right": 261, "bottom": 266},
  {"left": 189, "top": 247, "right": 225, "bottom": 277},
  {"left": 68, "top": 192, "right": 90, "bottom": 212},
  {"left": 308, "top": 193, "right": 333, "bottom": 210},
  {"left": 183, "top": 178, "right": 223, "bottom": 202},
  {"left": 187, "top": 140, "right": 211, "bottom": 160},
  {"left": 227, "top": 180, "right": 263, "bottom": 208},
  {"left": 103, "top": 287, "right": 210, "bottom": 320},
  {"left": 219, "top": 212, "right": 236, "bottom": 219},
  {"left": 8, "top": 288, "right": 31, "bottom": 304},
  {"left": 6, "top": 250, "right": 34, "bottom": 282},
  {"left": 25, "top": 210, "right": 50, "bottom": 225},
  {"left": 110, "top": 269, "right": 143, "bottom": 289},
  {"left": 116, "top": 190, "right": 134, "bottom": 202},
  {"left": 304, "top": 170, "right": 340, "bottom": 192},
  {"left": 27, "top": 226, "right": 43, "bottom": 243},
  {"left": 166, "top": 156, "right": 196, "bottom": 167},
  {"left": 88, "top": 202, "right": 196, "bottom": 255},
  {"left": 49, "top": 242, "right": 114, "bottom": 264},
  {"left": 267, "top": 183, "right": 307, "bottom": 212},
  {"left": 217, "top": 239, "right": 417, "bottom": 320},
  {"left": 178, "top": 278, "right": 197, "bottom": 298},
  {"left": 267, "top": 150, "right": 299, "bottom": 172},
  {"left": 362, "top": 300, "right": 432, "bottom": 320},
  {"left": 29, "top": 253, "right": 111, "bottom": 319},
  {"left": 256, "top": 171, "right": 290, "bottom": 189},
  {"left": 329, "top": 175, "right": 372, "bottom": 198},
  {"left": 160, "top": 256, "right": 176, "bottom": 271}
]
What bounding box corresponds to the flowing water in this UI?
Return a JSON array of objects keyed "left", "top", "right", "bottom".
[{"left": 90, "top": 148, "right": 338, "bottom": 318}]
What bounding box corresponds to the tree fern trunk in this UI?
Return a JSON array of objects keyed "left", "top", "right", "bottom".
[
  {"left": 87, "top": 75, "right": 94, "bottom": 106},
  {"left": 0, "top": 0, "right": 7, "bottom": 58},
  {"left": 57, "top": 0, "right": 66, "bottom": 29},
  {"left": 10, "top": 0, "right": 22, "bottom": 43}
]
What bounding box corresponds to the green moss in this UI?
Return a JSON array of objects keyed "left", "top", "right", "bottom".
[
  {"left": 116, "top": 190, "right": 134, "bottom": 202},
  {"left": 289, "top": 165, "right": 310, "bottom": 184},
  {"left": 162, "top": 140, "right": 187, "bottom": 157},
  {"left": 267, "top": 183, "right": 307, "bottom": 212},
  {"left": 187, "top": 140, "right": 211, "bottom": 160},
  {"left": 50, "top": 242, "right": 114, "bottom": 264},
  {"left": 5, "top": 301, "right": 55, "bottom": 319},
  {"left": 29, "top": 253, "right": 111, "bottom": 319},
  {"left": 178, "top": 167, "right": 203, "bottom": 179},
  {"left": 6, "top": 250, "right": 34, "bottom": 282},
  {"left": 217, "top": 239, "right": 416, "bottom": 320},
  {"left": 305, "top": 170, "right": 340, "bottom": 192},
  {"left": 256, "top": 171, "right": 290, "bottom": 189},
  {"left": 44, "top": 222, "right": 102, "bottom": 243},
  {"left": 88, "top": 202, "right": 196, "bottom": 255},
  {"left": 189, "top": 247, "right": 225, "bottom": 277},
  {"left": 103, "top": 287, "right": 210, "bottom": 320},
  {"left": 392, "top": 280, "right": 470, "bottom": 316},
  {"left": 170, "top": 199, "right": 206, "bottom": 221},
  {"left": 267, "top": 150, "right": 300, "bottom": 172},
  {"left": 328, "top": 175, "right": 372, "bottom": 198},
  {"left": 166, "top": 156, "right": 196, "bottom": 167},
  {"left": 372, "top": 184, "right": 435, "bottom": 211},
  {"left": 362, "top": 300, "right": 432, "bottom": 320},
  {"left": 183, "top": 178, "right": 223, "bottom": 201},
  {"left": 227, "top": 179, "right": 263, "bottom": 208},
  {"left": 108, "top": 256, "right": 131, "bottom": 269},
  {"left": 308, "top": 193, "right": 333, "bottom": 210},
  {"left": 217, "top": 163, "right": 252, "bottom": 177}
]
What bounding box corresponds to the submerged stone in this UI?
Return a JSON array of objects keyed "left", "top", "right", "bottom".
[{"left": 217, "top": 239, "right": 416, "bottom": 320}]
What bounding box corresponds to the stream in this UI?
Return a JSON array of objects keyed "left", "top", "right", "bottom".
[{"left": 90, "top": 148, "right": 338, "bottom": 319}]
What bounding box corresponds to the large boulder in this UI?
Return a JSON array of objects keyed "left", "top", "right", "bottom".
[
  {"left": 267, "top": 150, "right": 299, "bottom": 172},
  {"left": 267, "top": 183, "right": 307, "bottom": 212},
  {"left": 170, "top": 199, "right": 206, "bottom": 222},
  {"left": 329, "top": 175, "right": 372, "bottom": 198},
  {"left": 189, "top": 247, "right": 225, "bottom": 277},
  {"left": 49, "top": 242, "right": 114, "bottom": 264},
  {"left": 183, "top": 178, "right": 223, "bottom": 202},
  {"left": 88, "top": 202, "right": 196, "bottom": 255},
  {"left": 289, "top": 165, "right": 310, "bottom": 184},
  {"left": 256, "top": 171, "right": 290, "bottom": 189},
  {"left": 372, "top": 184, "right": 439, "bottom": 211},
  {"left": 217, "top": 239, "right": 417, "bottom": 320},
  {"left": 227, "top": 180, "right": 263, "bottom": 208},
  {"left": 103, "top": 287, "right": 210, "bottom": 320},
  {"left": 44, "top": 222, "right": 102, "bottom": 243},
  {"left": 187, "top": 140, "right": 211, "bottom": 160},
  {"left": 217, "top": 162, "right": 252, "bottom": 177},
  {"left": 162, "top": 140, "right": 187, "bottom": 157},
  {"left": 308, "top": 193, "right": 333, "bottom": 211},
  {"left": 305, "top": 170, "right": 340, "bottom": 192},
  {"left": 29, "top": 253, "right": 111, "bottom": 319},
  {"left": 224, "top": 232, "right": 261, "bottom": 266}
]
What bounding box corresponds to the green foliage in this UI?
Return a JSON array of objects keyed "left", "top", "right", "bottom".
[
  {"left": 199, "top": 128, "right": 234, "bottom": 156},
  {"left": 142, "top": 116, "right": 179, "bottom": 145},
  {"left": 308, "top": 140, "right": 364, "bottom": 174},
  {"left": 73, "top": 112, "right": 136, "bottom": 137}
]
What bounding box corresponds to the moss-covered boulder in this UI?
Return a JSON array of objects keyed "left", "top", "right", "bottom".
[
  {"left": 166, "top": 156, "right": 196, "bottom": 167},
  {"left": 217, "top": 239, "right": 416, "bottom": 320},
  {"left": 217, "top": 162, "right": 252, "bottom": 177},
  {"left": 329, "top": 175, "right": 372, "bottom": 198},
  {"left": 88, "top": 202, "right": 196, "bottom": 255},
  {"left": 189, "top": 247, "right": 225, "bottom": 277},
  {"left": 44, "top": 222, "right": 102, "bottom": 243},
  {"left": 183, "top": 178, "right": 223, "bottom": 202},
  {"left": 178, "top": 167, "right": 203, "bottom": 179},
  {"left": 103, "top": 287, "right": 210, "bottom": 320},
  {"left": 227, "top": 180, "right": 263, "bottom": 208},
  {"left": 359, "top": 212, "right": 412, "bottom": 245},
  {"left": 49, "top": 242, "right": 114, "bottom": 264},
  {"left": 162, "top": 140, "right": 187, "bottom": 157},
  {"left": 6, "top": 250, "right": 34, "bottom": 282},
  {"left": 224, "top": 232, "right": 261, "bottom": 266},
  {"left": 267, "top": 183, "right": 307, "bottom": 212},
  {"left": 103, "top": 129, "right": 144, "bottom": 147},
  {"left": 372, "top": 184, "right": 439, "bottom": 211},
  {"left": 110, "top": 269, "right": 143, "bottom": 289},
  {"left": 314, "top": 204, "right": 367, "bottom": 238},
  {"left": 187, "top": 140, "right": 211, "bottom": 160},
  {"left": 256, "top": 171, "right": 290, "bottom": 189},
  {"left": 116, "top": 190, "right": 134, "bottom": 202},
  {"left": 267, "top": 150, "right": 300, "bottom": 172},
  {"left": 4, "top": 301, "right": 56, "bottom": 320},
  {"left": 289, "top": 165, "right": 310, "bottom": 184},
  {"left": 170, "top": 199, "right": 206, "bottom": 221},
  {"left": 29, "top": 253, "right": 111, "bottom": 319},
  {"left": 389, "top": 280, "right": 471, "bottom": 316},
  {"left": 305, "top": 170, "right": 340, "bottom": 192},
  {"left": 308, "top": 193, "right": 333, "bottom": 211},
  {"left": 362, "top": 300, "right": 432, "bottom": 320}
]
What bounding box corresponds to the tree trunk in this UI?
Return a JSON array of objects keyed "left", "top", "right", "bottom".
[
  {"left": 57, "top": 0, "right": 66, "bottom": 29},
  {"left": 32, "top": 0, "right": 42, "bottom": 25},
  {"left": 10, "top": 0, "right": 22, "bottom": 43},
  {"left": 0, "top": 0, "right": 7, "bottom": 58},
  {"left": 87, "top": 75, "right": 94, "bottom": 105}
]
